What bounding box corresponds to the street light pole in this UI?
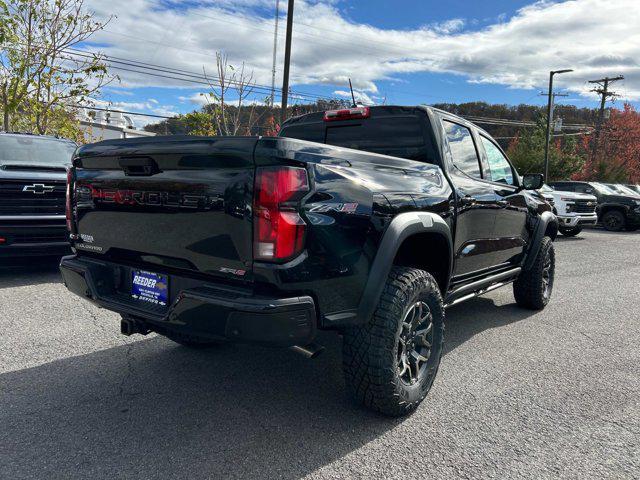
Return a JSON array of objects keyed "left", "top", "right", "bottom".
[{"left": 544, "top": 69, "right": 573, "bottom": 181}]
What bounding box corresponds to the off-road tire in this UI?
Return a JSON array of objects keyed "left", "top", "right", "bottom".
[
  {"left": 163, "top": 331, "right": 220, "bottom": 348},
  {"left": 602, "top": 210, "right": 626, "bottom": 232},
  {"left": 559, "top": 226, "right": 582, "bottom": 237},
  {"left": 342, "top": 267, "right": 445, "bottom": 417},
  {"left": 513, "top": 236, "right": 555, "bottom": 310}
]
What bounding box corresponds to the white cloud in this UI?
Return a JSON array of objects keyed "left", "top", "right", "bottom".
[
  {"left": 334, "top": 89, "right": 376, "bottom": 106},
  {"left": 178, "top": 93, "right": 209, "bottom": 106},
  {"left": 83, "top": 0, "right": 640, "bottom": 102}
]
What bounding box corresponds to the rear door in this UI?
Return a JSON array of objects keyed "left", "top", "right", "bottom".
[
  {"left": 476, "top": 133, "right": 528, "bottom": 267},
  {"left": 440, "top": 118, "right": 500, "bottom": 277},
  {"left": 73, "top": 136, "right": 257, "bottom": 280}
]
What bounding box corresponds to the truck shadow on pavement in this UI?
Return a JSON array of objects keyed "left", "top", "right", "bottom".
[
  {"left": 1, "top": 297, "right": 536, "bottom": 479},
  {"left": 0, "top": 256, "right": 62, "bottom": 289}
]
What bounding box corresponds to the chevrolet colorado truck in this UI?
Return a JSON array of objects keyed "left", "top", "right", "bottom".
[
  {"left": 539, "top": 184, "right": 597, "bottom": 237},
  {"left": 549, "top": 180, "right": 640, "bottom": 232},
  {"left": 60, "top": 105, "right": 557, "bottom": 416},
  {"left": 0, "top": 132, "right": 76, "bottom": 257}
]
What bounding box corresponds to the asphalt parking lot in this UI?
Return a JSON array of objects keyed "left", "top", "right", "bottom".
[{"left": 1, "top": 229, "right": 639, "bottom": 480}]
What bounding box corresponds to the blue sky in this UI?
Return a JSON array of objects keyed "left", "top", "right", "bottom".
[{"left": 82, "top": 0, "right": 639, "bottom": 126}]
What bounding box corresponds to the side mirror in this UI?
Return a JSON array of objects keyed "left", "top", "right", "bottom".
[{"left": 522, "top": 173, "right": 544, "bottom": 190}]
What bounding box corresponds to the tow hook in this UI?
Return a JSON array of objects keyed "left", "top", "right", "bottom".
[{"left": 120, "top": 316, "right": 151, "bottom": 336}]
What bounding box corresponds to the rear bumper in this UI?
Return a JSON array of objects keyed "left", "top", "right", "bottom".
[{"left": 59, "top": 255, "right": 317, "bottom": 347}]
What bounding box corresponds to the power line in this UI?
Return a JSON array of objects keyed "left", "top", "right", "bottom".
[
  {"left": 62, "top": 48, "right": 334, "bottom": 102},
  {"left": 2, "top": 42, "right": 337, "bottom": 103},
  {"left": 72, "top": 104, "right": 173, "bottom": 119},
  {"left": 74, "top": 104, "right": 278, "bottom": 131}
]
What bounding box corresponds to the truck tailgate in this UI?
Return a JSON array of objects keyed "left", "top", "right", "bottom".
[{"left": 72, "top": 136, "right": 257, "bottom": 280}]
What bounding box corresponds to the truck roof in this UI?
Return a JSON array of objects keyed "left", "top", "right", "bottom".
[{"left": 282, "top": 104, "right": 494, "bottom": 138}]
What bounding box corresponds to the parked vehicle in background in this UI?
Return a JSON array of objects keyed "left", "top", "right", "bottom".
[
  {"left": 626, "top": 184, "right": 640, "bottom": 195},
  {"left": 539, "top": 184, "right": 597, "bottom": 237},
  {"left": 61, "top": 105, "right": 557, "bottom": 416},
  {"left": 549, "top": 180, "right": 640, "bottom": 232},
  {"left": 606, "top": 183, "right": 640, "bottom": 198},
  {"left": 0, "top": 133, "right": 76, "bottom": 256},
  {"left": 535, "top": 184, "right": 556, "bottom": 213}
]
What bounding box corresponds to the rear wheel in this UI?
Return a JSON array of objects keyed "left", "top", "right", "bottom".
[
  {"left": 559, "top": 226, "right": 582, "bottom": 237},
  {"left": 513, "top": 236, "right": 555, "bottom": 310},
  {"left": 602, "top": 210, "right": 626, "bottom": 231},
  {"left": 342, "top": 267, "right": 445, "bottom": 417}
]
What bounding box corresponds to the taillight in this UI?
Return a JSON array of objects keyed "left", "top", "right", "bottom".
[
  {"left": 65, "top": 167, "right": 75, "bottom": 232},
  {"left": 253, "top": 166, "right": 309, "bottom": 262},
  {"left": 323, "top": 106, "right": 370, "bottom": 122}
]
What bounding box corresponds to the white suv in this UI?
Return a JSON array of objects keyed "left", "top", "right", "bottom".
[{"left": 539, "top": 184, "right": 598, "bottom": 237}]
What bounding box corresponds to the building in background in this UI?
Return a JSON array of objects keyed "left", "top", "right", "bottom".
[{"left": 79, "top": 109, "right": 156, "bottom": 142}]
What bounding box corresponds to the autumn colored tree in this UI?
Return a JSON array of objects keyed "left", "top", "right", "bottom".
[
  {"left": 574, "top": 103, "right": 640, "bottom": 183},
  {"left": 0, "top": 0, "right": 113, "bottom": 135}
]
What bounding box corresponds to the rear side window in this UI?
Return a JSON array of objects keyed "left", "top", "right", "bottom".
[
  {"left": 479, "top": 136, "right": 514, "bottom": 185},
  {"left": 325, "top": 116, "right": 424, "bottom": 149},
  {"left": 278, "top": 124, "right": 324, "bottom": 143},
  {"left": 443, "top": 120, "right": 481, "bottom": 178}
]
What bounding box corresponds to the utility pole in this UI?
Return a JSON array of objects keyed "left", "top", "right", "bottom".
[
  {"left": 544, "top": 69, "right": 573, "bottom": 181},
  {"left": 539, "top": 91, "right": 569, "bottom": 131},
  {"left": 270, "top": 0, "right": 280, "bottom": 108},
  {"left": 280, "top": 0, "right": 294, "bottom": 125},
  {"left": 589, "top": 75, "right": 624, "bottom": 156}
]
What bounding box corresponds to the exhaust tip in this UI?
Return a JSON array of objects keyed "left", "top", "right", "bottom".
[{"left": 290, "top": 343, "right": 325, "bottom": 359}]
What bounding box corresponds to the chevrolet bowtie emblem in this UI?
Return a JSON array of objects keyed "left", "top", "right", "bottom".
[{"left": 22, "top": 183, "right": 55, "bottom": 194}]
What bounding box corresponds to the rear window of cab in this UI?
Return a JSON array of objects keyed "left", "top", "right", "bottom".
[{"left": 280, "top": 112, "right": 437, "bottom": 163}]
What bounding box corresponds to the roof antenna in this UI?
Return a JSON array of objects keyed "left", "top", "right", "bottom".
[{"left": 348, "top": 78, "right": 357, "bottom": 107}]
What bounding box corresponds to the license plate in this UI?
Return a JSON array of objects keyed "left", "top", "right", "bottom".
[{"left": 131, "top": 270, "right": 168, "bottom": 307}]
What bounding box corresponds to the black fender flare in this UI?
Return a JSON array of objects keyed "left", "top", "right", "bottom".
[
  {"left": 356, "top": 212, "right": 453, "bottom": 324},
  {"left": 523, "top": 211, "right": 557, "bottom": 271}
]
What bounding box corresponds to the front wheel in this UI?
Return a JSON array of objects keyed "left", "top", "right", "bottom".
[
  {"left": 559, "top": 226, "right": 582, "bottom": 237},
  {"left": 342, "top": 267, "right": 445, "bottom": 417},
  {"left": 513, "top": 236, "right": 555, "bottom": 310},
  {"left": 602, "top": 210, "right": 626, "bottom": 231}
]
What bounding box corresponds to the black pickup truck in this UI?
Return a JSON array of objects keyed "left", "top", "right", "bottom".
[
  {"left": 60, "top": 105, "right": 557, "bottom": 416},
  {"left": 0, "top": 133, "right": 76, "bottom": 256}
]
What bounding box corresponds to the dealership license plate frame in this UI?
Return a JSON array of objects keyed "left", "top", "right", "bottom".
[{"left": 131, "top": 270, "right": 169, "bottom": 308}]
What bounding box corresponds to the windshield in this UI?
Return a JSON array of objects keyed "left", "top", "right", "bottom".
[
  {"left": 0, "top": 135, "right": 76, "bottom": 166},
  {"left": 608, "top": 184, "right": 639, "bottom": 196},
  {"left": 591, "top": 182, "right": 617, "bottom": 195}
]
